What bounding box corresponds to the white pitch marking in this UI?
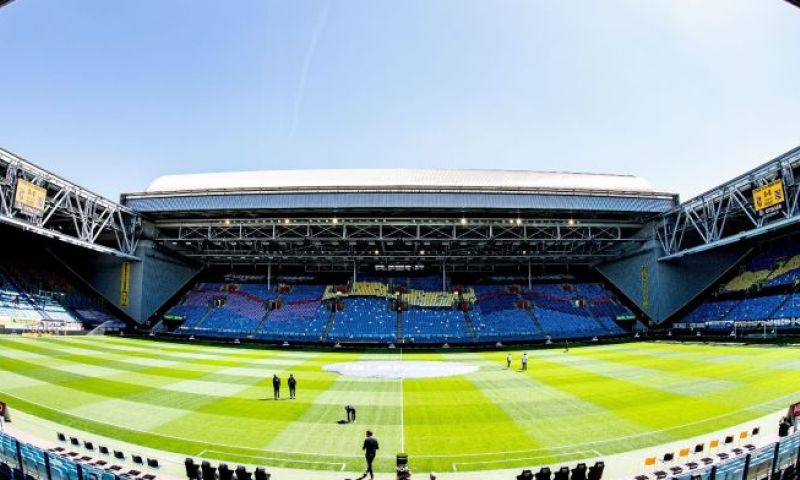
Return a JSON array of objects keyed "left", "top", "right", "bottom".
[
  {"left": 202, "top": 449, "right": 346, "bottom": 471},
  {"left": 400, "top": 347, "right": 405, "bottom": 453},
  {"left": 452, "top": 449, "right": 599, "bottom": 471}
]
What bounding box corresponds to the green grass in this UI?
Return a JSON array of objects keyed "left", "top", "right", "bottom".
[{"left": 0, "top": 336, "right": 799, "bottom": 473}]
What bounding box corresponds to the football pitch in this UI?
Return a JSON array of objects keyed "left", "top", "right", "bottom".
[{"left": 0, "top": 336, "right": 799, "bottom": 473}]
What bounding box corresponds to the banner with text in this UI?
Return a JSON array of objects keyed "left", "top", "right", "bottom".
[{"left": 14, "top": 179, "right": 47, "bottom": 217}]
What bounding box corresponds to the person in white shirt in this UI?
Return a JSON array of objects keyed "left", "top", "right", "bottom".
[{"left": 521, "top": 352, "right": 528, "bottom": 371}]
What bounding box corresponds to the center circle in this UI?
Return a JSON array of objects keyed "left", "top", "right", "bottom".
[{"left": 323, "top": 360, "right": 479, "bottom": 379}]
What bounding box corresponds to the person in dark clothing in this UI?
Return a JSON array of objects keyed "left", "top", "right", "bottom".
[
  {"left": 287, "top": 374, "right": 297, "bottom": 399},
  {"left": 272, "top": 374, "right": 281, "bottom": 400},
  {"left": 779, "top": 416, "right": 793, "bottom": 437},
  {"left": 362, "top": 430, "right": 379, "bottom": 480},
  {"left": 345, "top": 404, "right": 357, "bottom": 423}
]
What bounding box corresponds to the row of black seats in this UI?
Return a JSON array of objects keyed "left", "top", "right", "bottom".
[
  {"left": 57, "top": 432, "right": 160, "bottom": 468},
  {"left": 517, "top": 461, "right": 604, "bottom": 480},
  {"left": 185, "top": 458, "right": 270, "bottom": 480}
]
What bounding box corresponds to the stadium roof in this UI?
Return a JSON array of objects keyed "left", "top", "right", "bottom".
[
  {"left": 125, "top": 168, "right": 676, "bottom": 215},
  {"left": 144, "top": 168, "right": 660, "bottom": 196}
]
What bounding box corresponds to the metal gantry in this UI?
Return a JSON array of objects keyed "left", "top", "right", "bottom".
[
  {"left": 657, "top": 145, "right": 800, "bottom": 260},
  {"left": 152, "top": 216, "right": 647, "bottom": 266},
  {"left": 0, "top": 147, "right": 141, "bottom": 258}
]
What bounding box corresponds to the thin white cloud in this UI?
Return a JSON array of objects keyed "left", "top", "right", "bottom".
[{"left": 288, "top": 0, "right": 331, "bottom": 139}]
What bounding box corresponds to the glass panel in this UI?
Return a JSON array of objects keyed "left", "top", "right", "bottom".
[
  {"left": 746, "top": 444, "right": 776, "bottom": 480},
  {"left": 776, "top": 432, "right": 800, "bottom": 471},
  {"left": 19, "top": 443, "right": 47, "bottom": 480},
  {"left": 715, "top": 455, "right": 747, "bottom": 480},
  {"left": 0, "top": 432, "right": 19, "bottom": 470}
]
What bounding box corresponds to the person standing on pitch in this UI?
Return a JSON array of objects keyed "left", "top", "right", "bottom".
[
  {"left": 521, "top": 352, "right": 528, "bottom": 371},
  {"left": 272, "top": 374, "right": 281, "bottom": 400},
  {"left": 506, "top": 353, "right": 512, "bottom": 369},
  {"left": 362, "top": 430, "right": 379, "bottom": 480},
  {"left": 287, "top": 374, "right": 297, "bottom": 399}
]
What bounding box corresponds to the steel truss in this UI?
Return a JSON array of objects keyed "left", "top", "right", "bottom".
[
  {"left": 0, "top": 147, "right": 140, "bottom": 258},
  {"left": 657, "top": 146, "right": 800, "bottom": 260},
  {"left": 153, "top": 217, "right": 646, "bottom": 265}
]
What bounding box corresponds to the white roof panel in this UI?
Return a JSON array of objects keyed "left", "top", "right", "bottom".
[{"left": 144, "top": 169, "right": 658, "bottom": 195}]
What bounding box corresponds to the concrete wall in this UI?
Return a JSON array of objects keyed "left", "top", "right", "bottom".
[
  {"left": 596, "top": 226, "right": 749, "bottom": 323},
  {"left": 61, "top": 240, "right": 202, "bottom": 323}
]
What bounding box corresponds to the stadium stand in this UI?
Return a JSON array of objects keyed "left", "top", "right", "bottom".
[{"left": 164, "top": 280, "right": 629, "bottom": 343}]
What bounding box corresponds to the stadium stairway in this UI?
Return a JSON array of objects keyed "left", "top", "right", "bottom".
[
  {"left": 396, "top": 311, "right": 403, "bottom": 344},
  {"left": 250, "top": 309, "right": 274, "bottom": 338},
  {"left": 585, "top": 308, "right": 615, "bottom": 336},
  {"left": 525, "top": 309, "right": 547, "bottom": 338},
  {"left": 320, "top": 308, "right": 337, "bottom": 342},
  {"left": 463, "top": 311, "right": 477, "bottom": 341},
  {"left": 180, "top": 307, "right": 214, "bottom": 332}
]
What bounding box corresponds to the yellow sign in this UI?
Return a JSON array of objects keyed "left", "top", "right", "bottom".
[
  {"left": 14, "top": 179, "right": 47, "bottom": 216},
  {"left": 120, "top": 262, "right": 131, "bottom": 307},
  {"left": 641, "top": 264, "right": 649, "bottom": 313},
  {"left": 753, "top": 179, "right": 785, "bottom": 212}
]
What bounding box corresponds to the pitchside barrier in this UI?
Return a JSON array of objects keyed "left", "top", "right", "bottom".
[{"left": 636, "top": 430, "right": 800, "bottom": 480}]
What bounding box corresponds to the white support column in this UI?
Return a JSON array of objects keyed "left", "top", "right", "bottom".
[
  {"left": 267, "top": 263, "right": 272, "bottom": 290},
  {"left": 528, "top": 261, "right": 532, "bottom": 290}
]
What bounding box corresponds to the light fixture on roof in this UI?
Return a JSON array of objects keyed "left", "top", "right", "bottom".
[
  {"left": 224, "top": 219, "right": 231, "bottom": 225},
  {"left": 284, "top": 218, "right": 291, "bottom": 224},
  {"left": 374, "top": 249, "right": 380, "bottom": 255},
  {"left": 516, "top": 218, "right": 522, "bottom": 225},
  {"left": 419, "top": 249, "right": 426, "bottom": 255},
  {"left": 332, "top": 217, "right": 338, "bottom": 224},
  {"left": 460, "top": 217, "right": 467, "bottom": 225},
  {"left": 567, "top": 218, "right": 576, "bottom": 226}
]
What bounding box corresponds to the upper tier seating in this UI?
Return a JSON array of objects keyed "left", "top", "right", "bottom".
[
  {"left": 766, "top": 253, "right": 800, "bottom": 288},
  {"left": 723, "top": 245, "right": 800, "bottom": 292}
]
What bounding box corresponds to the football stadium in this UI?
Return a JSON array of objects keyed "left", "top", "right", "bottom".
[
  {"left": 2, "top": 2, "right": 800, "bottom": 480},
  {"left": 2, "top": 142, "right": 800, "bottom": 480}
]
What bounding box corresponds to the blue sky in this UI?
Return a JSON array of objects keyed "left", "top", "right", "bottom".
[{"left": 0, "top": 0, "right": 798, "bottom": 201}]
